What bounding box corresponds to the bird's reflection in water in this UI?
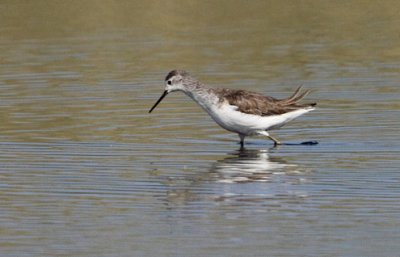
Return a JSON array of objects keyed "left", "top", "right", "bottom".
[
  {"left": 209, "top": 148, "right": 299, "bottom": 184},
  {"left": 163, "top": 148, "right": 310, "bottom": 207}
]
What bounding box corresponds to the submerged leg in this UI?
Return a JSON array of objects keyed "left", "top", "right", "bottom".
[
  {"left": 238, "top": 134, "right": 245, "bottom": 148},
  {"left": 267, "top": 135, "right": 282, "bottom": 146}
]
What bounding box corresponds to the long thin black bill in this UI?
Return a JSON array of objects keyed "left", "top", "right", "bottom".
[{"left": 149, "top": 90, "right": 168, "bottom": 113}]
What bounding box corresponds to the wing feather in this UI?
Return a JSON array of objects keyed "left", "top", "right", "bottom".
[{"left": 216, "top": 87, "right": 316, "bottom": 116}]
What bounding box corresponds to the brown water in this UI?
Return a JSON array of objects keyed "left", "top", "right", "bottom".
[{"left": 1, "top": 1, "right": 400, "bottom": 256}]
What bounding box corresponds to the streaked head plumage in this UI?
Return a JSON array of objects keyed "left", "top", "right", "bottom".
[
  {"left": 165, "top": 70, "right": 189, "bottom": 81},
  {"left": 164, "top": 70, "right": 192, "bottom": 93}
]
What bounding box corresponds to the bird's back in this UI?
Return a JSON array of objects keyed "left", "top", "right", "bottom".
[{"left": 215, "top": 86, "right": 316, "bottom": 116}]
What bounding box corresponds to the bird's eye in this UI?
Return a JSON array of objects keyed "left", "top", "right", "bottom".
[{"left": 167, "top": 80, "right": 172, "bottom": 85}]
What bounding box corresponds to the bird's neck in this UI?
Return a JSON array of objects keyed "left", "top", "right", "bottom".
[{"left": 183, "top": 83, "right": 219, "bottom": 112}]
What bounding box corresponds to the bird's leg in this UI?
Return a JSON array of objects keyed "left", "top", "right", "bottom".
[
  {"left": 267, "top": 135, "right": 282, "bottom": 146},
  {"left": 239, "top": 134, "right": 245, "bottom": 149},
  {"left": 257, "top": 131, "right": 282, "bottom": 146}
]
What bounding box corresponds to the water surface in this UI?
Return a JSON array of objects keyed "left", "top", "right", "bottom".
[{"left": 1, "top": 1, "right": 400, "bottom": 256}]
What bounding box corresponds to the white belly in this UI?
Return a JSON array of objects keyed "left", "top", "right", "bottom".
[{"left": 207, "top": 104, "right": 314, "bottom": 135}]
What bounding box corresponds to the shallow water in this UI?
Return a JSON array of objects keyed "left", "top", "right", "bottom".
[{"left": 1, "top": 1, "right": 400, "bottom": 256}]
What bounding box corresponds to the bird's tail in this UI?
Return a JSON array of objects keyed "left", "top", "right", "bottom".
[{"left": 279, "top": 86, "right": 316, "bottom": 108}]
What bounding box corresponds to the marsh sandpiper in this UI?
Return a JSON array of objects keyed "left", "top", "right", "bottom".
[{"left": 149, "top": 70, "right": 316, "bottom": 147}]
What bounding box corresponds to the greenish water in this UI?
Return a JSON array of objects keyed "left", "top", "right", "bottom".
[{"left": 1, "top": 1, "right": 400, "bottom": 256}]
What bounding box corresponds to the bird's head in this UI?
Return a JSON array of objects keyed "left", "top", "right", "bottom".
[{"left": 149, "top": 70, "right": 190, "bottom": 113}]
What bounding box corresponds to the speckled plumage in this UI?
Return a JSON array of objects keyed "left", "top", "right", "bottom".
[{"left": 214, "top": 87, "right": 315, "bottom": 116}]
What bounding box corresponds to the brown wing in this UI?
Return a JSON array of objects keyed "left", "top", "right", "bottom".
[{"left": 216, "top": 87, "right": 316, "bottom": 116}]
